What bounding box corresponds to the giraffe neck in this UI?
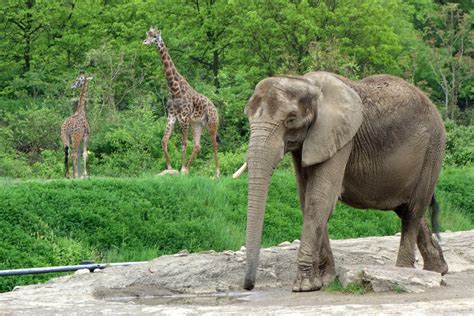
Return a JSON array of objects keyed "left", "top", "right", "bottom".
[
  {"left": 75, "top": 80, "right": 88, "bottom": 115},
  {"left": 156, "top": 41, "right": 186, "bottom": 96}
]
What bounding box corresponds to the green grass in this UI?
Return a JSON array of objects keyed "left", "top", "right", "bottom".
[
  {"left": 322, "top": 278, "right": 372, "bottom": 294},
  {"left": 0, "top": 166, "right": 472, "bottom": 292}
]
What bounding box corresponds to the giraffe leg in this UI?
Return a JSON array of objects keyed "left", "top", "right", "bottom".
[
  {"left": 162, "top": 115, "right": 176, "bottom": 170},
  {"left": 82, "top": 137, "right": 89, "bottom": 178},
  {"left": 180, "top": 121, "right": 189, "bottom": 173},
  {"left": 60, "top": 130, "right": 70, "bottom": 179},
  {"left": 208, "top": 121, "right": 220, "bottom": 178},
  {"left": 70, "top": 136, "right": 81, "bottom": 179},
  {"left": 183, "top": 122, "right": 203, "bottom": 174}
]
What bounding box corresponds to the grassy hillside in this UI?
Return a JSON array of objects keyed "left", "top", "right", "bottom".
[{"left": 0, "top": 167, "right": 472, "bottom": 292}]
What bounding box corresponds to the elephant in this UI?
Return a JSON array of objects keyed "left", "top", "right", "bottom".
[{"left": 242, "top": 71, "right": 448, "bottom": 292}]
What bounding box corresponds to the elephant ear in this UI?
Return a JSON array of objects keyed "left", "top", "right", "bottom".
[{"left": 301, "top": 72, "right": 363, "bottom": 167}]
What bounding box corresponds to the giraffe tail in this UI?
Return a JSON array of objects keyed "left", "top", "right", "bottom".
[{"left": 64, "top": 145, "right": 69, "bottom": 177}]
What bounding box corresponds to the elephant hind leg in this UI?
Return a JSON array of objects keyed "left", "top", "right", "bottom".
[
  {"left": 417, "top": 217, "right": 448, "bottom": 275},
  {"left": 394, "top": 204, "right": 422, "bottom": 268}
]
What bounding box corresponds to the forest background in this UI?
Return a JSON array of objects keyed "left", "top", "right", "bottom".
[
  {"left": 0, "top": 0, "right": 472, "bottom": 177},
  {"left": 0, "top": 0, "right": 472, "bottom": 293}
]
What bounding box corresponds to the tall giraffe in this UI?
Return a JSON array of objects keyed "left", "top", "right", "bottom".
[
  {"left": 60, "top": 71, "right": 92, "bottom": 178},
  {"left": 143, "top": 27, "right": 220, "bottom": 177}
]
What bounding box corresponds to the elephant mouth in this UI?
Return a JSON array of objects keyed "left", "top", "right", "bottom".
[{"left": 285, "top": 141, "right": 301, "bottom": 152}]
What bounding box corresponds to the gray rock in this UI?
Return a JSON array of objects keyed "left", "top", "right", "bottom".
[
  {"left": 337, "top": 265, "right": 443, "bottom": 293},
  {"left": 362, "top": 266, "right": 442, "bottom": 293},
  {"left": 336, "top": 265, "right": 363, "bottom": 287},
  {"left": 157, "top": 169, "right": 180, "bottom": 176},
  {"left": 280, "top": 244, "right": 298, "bottom": 251},
  {"left": 173, "top": 249, "right": 189, "bottom": 257}
]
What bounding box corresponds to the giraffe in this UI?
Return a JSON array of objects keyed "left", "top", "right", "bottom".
[
  {"left": 60, "top": 71, "right": 92, "bottom": 178},
  {"left": 143, "top": 27, "right": 220, "bottom": 177}
]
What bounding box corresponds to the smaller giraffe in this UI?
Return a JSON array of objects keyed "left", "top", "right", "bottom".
[
  {"left": 60, "top": 71, "right": 92, "bottom": 178},
  {"left": 143, "top": 27, "right": 220, "bottom": 177}
]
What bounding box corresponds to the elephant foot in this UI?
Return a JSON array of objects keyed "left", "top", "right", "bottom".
[
  {"left": 292, "top": 269, "right": 322, "bottom": 292},
  {"left": 322, "top": 270, "right": 336, "bottom": 286},
  {"left": 395, "top": 258, "right": 415, "bottom": 269},
  {"left": 424, "top": 261, "right": 448, "bottom": 275}
]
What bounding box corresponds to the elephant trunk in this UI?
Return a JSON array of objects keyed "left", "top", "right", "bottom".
[{"left": 244, "top": 128, "right": 283, "bottom": 290}]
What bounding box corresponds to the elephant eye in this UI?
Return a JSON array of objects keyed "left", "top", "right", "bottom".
[{"left": 285, "top": 113, "right": 298, "bottom": 127}]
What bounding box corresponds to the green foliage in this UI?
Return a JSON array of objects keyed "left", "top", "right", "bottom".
[
  {"left": 444, "top": 120, "right": 474, "bottom": 166},
  {"left": 0, "top": 152, "right": 32, "bottom": 178},
  {"left": 89, "top": 107, "right": 170, "bottom": 176},
  {"left": 1, "top": 106, "right": 62, "bottom": 162},
  {"left": 323, "top": 278, "right": 372, "bottom": 294},
  {"left": 437, "top": 166, "right": 474, "bottom": 222},
  {"left": 0, "top": 0, "right": 471, "bottom": 179}
]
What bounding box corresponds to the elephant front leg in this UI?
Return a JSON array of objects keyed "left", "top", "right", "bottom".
[
  {"left": 319, "top": 230, "right": 336, "bottom": 285},
  {"left": 293, "top": 196, "right": 337, "bottom": 292},
  {"left": 292, "top": 144, "right": 351, "bottom": 292}
]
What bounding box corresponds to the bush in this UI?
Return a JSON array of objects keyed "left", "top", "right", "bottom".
[
  {"left": 444, "top": 120, "right": 474, "bottom": 166},
  {"left": 0, "top": 152, "right": 32, "bottom": 178},
  {"left": 89, "top": 107, "right": 181, "bottom": 176},
  {"left": 1, "top": 106, "right": 62, "bottom": 163},
  {"left": 437, "top": 166, "right": 474, "bottom": 221}
]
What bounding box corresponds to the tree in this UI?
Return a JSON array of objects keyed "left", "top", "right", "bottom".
[{"left": 425, "top": 3, "right": 473, "bottom": 119}]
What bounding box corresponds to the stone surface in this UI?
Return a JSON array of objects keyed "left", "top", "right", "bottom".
[
  {"left": 363, "top": 266, "right": 442, "bottom": 293},
  {"left": 157, "top": 169, "right": 180, "bottom": 176},
  {"left": 0, "top": 231, "right": 472, "bottom": 315},
  {"left": 337, "top": 265, "right": 443, "bottom": 293}
]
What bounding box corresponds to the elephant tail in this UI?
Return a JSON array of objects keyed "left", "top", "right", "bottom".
[{"left": 430, "top": 194, "right": 441, "bottom": 239}]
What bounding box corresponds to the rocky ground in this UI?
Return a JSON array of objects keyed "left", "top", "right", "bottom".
[{"left": 0, "top": 231, "right": 473, "bottom": 315}]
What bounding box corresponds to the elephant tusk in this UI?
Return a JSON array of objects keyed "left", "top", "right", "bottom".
[{"left": 233, "top": 161, "right": 248, "bottom": 179}]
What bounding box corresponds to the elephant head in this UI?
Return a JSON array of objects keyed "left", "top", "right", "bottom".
[{"left": 243, "top": 72, "right": 363, "bottom": 290}]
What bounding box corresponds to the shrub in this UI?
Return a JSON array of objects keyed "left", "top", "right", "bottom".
[
  {"left": 88, "top": 107, "right": 181, "bottom": 176},
  {"left": 1, "top": 106, "right": 62, "bottom": 164},
  {"left": 444, "top": 120, "right": 474, "bottom": 167}
]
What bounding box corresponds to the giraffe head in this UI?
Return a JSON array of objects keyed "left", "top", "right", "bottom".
[
  {"left": 143, "top": 26, "right": 163, "bottom": 46},
  {"left": 71, "top": 71, "right": 93, "bottom": 89}
]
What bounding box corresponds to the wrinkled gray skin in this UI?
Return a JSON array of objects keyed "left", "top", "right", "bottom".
[{"left": 243, "top": 71, "right": 448, "bottom": 292}]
